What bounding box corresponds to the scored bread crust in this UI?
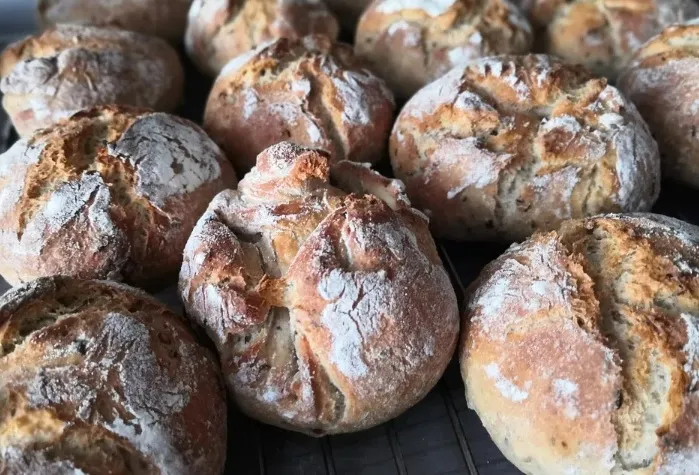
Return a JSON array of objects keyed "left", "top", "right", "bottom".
[
  {"left": 37, "top": 0, "right": 194, "bottom": 41},
  {"left": 618, "top": 23, "right": 699, "bottom": 188},
  {"left": 0, "top": 25, "right": 184, "bottom": 137},
  {"left": 203, "top": 35, "right": 395, "bottom": 172},
  {"left": 0, "top": 276, "right": 227, "bottom": 475},
  {"left": 185, "top": 0, "right": 340, "bottom": 77},
  {"left": 0, "top": 105, "right": 237, "bottom": 288},
  {"left": 524, "top": 0, "right": 699, "bottom": 79},
  {"left": 179, "top": 142, "right": 459, "bottom": 435},
  {"left": 390, "top": 54, "right": 660, "bottom": 242},
  {"left": 355, "top": 0, "right": 533, "bottom": 99},
  {"left": 461, "top": 213, "right": 699, "bottom": 474}
]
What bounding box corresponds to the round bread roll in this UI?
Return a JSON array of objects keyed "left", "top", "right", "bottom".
[
  {"left": 37, "top": 0, "right": 194, "bottom": 41},
  {"left": 203, "top": 35, "right": 395, "bottom": 172},
  {"left": 461, "top": 213, "right": 699, "bottom": 475},
  {"left": 0, "top": 276, "right": 227, "bottom": 475},
  {"left": 390, "top": 54, "right": 660, "bottom": 242},
  {"left": 0, "top": 105, "right": 237, "bottom": 288},
  {"left": 618, "top": 23, "right": 699, "bottom": 188},
  {"left": 0, "top": 25, "right": 184, "bottom": 137},
  {"left": 185, "top": 0, "right": 340, "bottom": 77},
  {"left": 355, "top": 0, "right": 533, "bottom": 99},
  {"left": 523, "top": 0, "right": 699, "bottom": 79},
  {"left": 325, "top": 0, "right": 372, "bottom": 31},
  {"left": 179, "top": 141, "right": 459, "bottom": 435}
]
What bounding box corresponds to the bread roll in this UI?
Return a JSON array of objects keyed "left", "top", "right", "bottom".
[
  {"left": 0, "top": 105, "right": 236, "bottom": 288},
  {"left": 179, "top": 141, "right": 459, "bottom": 435},
  {"left": 390, "top": 54, "right": 660, "bottom": 242},
  {"left": 325, "top": 0, "right": 372, "bottom": 31},
  {"left": 37, "top": 0, "right": 194, "bottom": 41},
  {"left": 618, "top": 23, "right": 699, "bottom": 188},
  {"left": 461, "top": 213, "right": 699, "bottom": 474},
  {"left": 186, "top": 0, "right": 340, "bottom": 77},
  {"left": 0, "top": 276, "right": 227, "bottom": 475},
  {"left": 203, "top": 35, "right": 395, "bottom": 172},
  {"left": 525, "top": 0, "right": 699, "bottom": 79},
  {"left": 0, "top": 25, "right": 184, "bottom": 137},
  {"left": 355, "top": 0, "right": 533, "bottom": 99}
]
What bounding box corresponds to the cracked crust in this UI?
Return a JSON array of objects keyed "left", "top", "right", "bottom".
[
  {"left": 0, "top": 276, "right": 227, "bottom": 475},
  {"left": 390, "top": 54, "right": 660, "bottom": 242},
  {"left": 0, "top": 105, "right": 237, "bottom": 288},
  {"left": 0, "top": 25, "right": 184, "bottom": 137},
  {"left": 178, "top": 141, "right": 459, "bottom": 435},
  {"left": 355, "top": 0, "right": 533, "bottom": 99},
  {"left": 522, "top": 0, "right": 699, "bottom": 79},
  {"left": 461, "top": 213, "right": 699, "bottom": 474},
  {"left": 37, "top": 0, "right": 194, "bottom": 41},
  {"left": 618, "top": 23, "right": 699, "bottom": 188},
  {"left": 203, "top": 35, "right": 395, "bottom": 172},
  {"left": 185, "top": 0, "right": 340, "bottom": 77}
]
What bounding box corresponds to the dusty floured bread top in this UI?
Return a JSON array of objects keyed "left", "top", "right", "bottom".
[
  {"left": 0, "top": 105, "right": 227, "bottom": 283},
  {"left": 186, "top": 0, "right": 339, "bottom": 74},
  {"left": 208, "top": 35, "right": 395, "bottom": 162},
  {"left": 360, "top": 0, "right": 532, "bottom": 80},
  {"left": 0, "top": 276, "right": 225, "bottom": 474},
  {"left": 180, "top": 142, "right": 458, "bottom": 435},
  {"left": 392, "top": 54, "right": 660, "bottom": 239},
  {"left": 464, "top": 214, "right": 699, "bottom": 473}
]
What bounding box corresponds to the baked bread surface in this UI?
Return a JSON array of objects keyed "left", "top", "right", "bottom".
[
  {"left": 0, "top": 25, "right": 184, "bottom": 137},
  {"left": 179, "top": 142, "right": 459, "bottom": 435},
  {"left": 391, "top": 54, "right": 660, "bottom": 241},
  {"left": 462, "top": 213, "right": 699, "bottom": 474},
  {"left": 0, "top": 276, "right": 227, "bottom": 475}
]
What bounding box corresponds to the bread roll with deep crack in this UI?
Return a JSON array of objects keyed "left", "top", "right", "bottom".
[
  {"left": 185, "top": 0, "right": 340, "bottom": 77},
  {"left": 390, "top": 54, "right": 660, "bottom": 242},
  {"left": 462, "top": 213, "right": 699, "bottom": 474},
  {"left": 618, "top": 23, "right": 699, "bottom": 188},
  {"left": 0, "top": 276, "right": 227, "bottom": 475},
  {"left": 179, "top": 141, "right": 459, "bottom": 435},
  {"left": 0, "top": 105, "right": 237, "bottom": 288},
  {"left": 355, "top": 0, "right": 533, "bottom": 99},
  {"left": 0, "top": 25, "right": 184, "bottom": 137},
  {"left": 203, "top": 35, "right": 395, "bottom": 172}
]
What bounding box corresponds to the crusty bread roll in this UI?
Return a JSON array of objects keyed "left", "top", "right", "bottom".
[
  {"left": 524, "top": 0, "right": 699, "bottom": 79},
  {"left": 37, "top": 0, "right": 194, "bottom": 42},
  {"left": 179, "top": 141, "right": 459, "bottom": 435},
  {"left": 0, "top": 25, "right": 184, "bottom": 137},
  {"left": 355, "top": 0, "right": 533, "bottom": 99},
  {"left": 185, "top": 0, "right": 340, "bottom": 77},
  {"left": 325, "top": 0, "right": 372, "bottom": 31},
  {"left": 618, "top": 23, "right": 699, "bottom": 188},
  {"left": 0, "top": 105, "right": 236, "bottom": 288},
  {"left": 203, "top": 35, "right": 395, "bottom": 172},
  {"left": 0, "top": 276, "right": 227, "bottom": 475},
  {"left": 390, "top": 54, "right": 660, "bottom": 242},
  {"left": 461, "top": 213, "right": 699, "bottom": 475}
]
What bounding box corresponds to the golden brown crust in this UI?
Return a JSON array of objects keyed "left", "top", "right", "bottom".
[
  {"left": 390, "top": 54, "right": 660, "bottom": 242},
  {"left": 618, "top": 23, "right": 699, "bottom": 187},
  {"left": 0, "top": 276, "right": 227, "bottom": 475},
  {"left": 526, "top": 0, "right": 699, "bottom": 79},
  {"left": 179, "top": 141, "right": 459, "bottom": 435},
  {"left": 0, "top": 25, "right": 184, "bottom": 137},
  {"left": 203, "top": 35, "right": 395, "bottom": 172},
  {"left": 37, "top": 0, "right": 194, "bottom": 41},
  {"left": 462, "top": 213, "right": 699, "bottom": 474},
  {"left": 0, "top": 105, "right": 237, "bottom": 289},
  {"left": 185, "top": 0, "right": 340, "bottom": 77},
  {"left": 355, "top": 0, "right": 533, "bottom": 99}
]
